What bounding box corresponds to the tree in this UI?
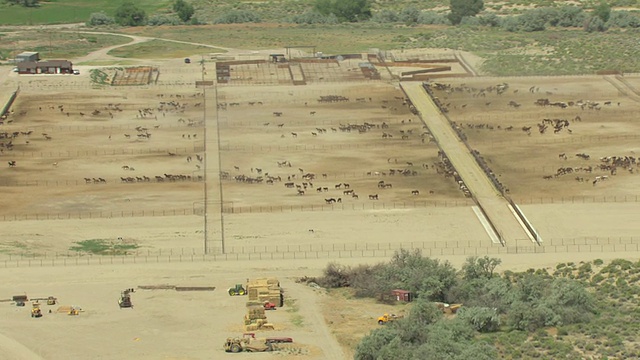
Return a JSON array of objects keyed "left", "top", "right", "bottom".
[
  {"left": 461, "top": 256, "right": 501, "bottom": 280},
  {"left": 313, "top": 0, "right": 372, "bottom": 22},
  {"left": 114, "top": 1, "right": 147, "bottom": 27},
  {"left": 593, "top": 1, "right": 611, "bottom": 23},
  {"left": 173, "top": 0, "right": 195, "bottom": 23},
  {"left": 448, "top": 0, "right": 484, "bottom": 25}
]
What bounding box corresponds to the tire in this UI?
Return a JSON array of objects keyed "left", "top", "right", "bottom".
[
  {"left": 228, "top": 289, "right": 235, "bottom": 296},
  {"left": 239, "top": 289, "right": 245, "bottom": 296},
  {"left": 378, "top": 320, "right": 384, "bottom": 325},
  {"left": 230, "top": 344, "right": 241, "bottom": 353}
]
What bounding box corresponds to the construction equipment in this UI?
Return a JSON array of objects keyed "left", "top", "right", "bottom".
[
  {"left": 435, "top": 302, "right": 463, "bottom": 314},
  {"left": 223, "top": 335, "right": 273, "bottom": 353},
  {"left": 46, "top": 296, "right": 57, "bottom": 305},
  {"left": 377, "top": 313, "right": 402, "bottom": 325},
  {"left": 68, "top": 306, "right": 80, "bottom": 316},
  {"left": 118, "top": 288, "right": 134, "bottom": 308},
  {"left": 31, "top": 302, "right": 42, "bottom": 318},
  {"left": 228, "top": 284, "right": 247, "bottom": 296}
]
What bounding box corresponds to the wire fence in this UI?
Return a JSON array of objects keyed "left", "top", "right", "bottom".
[
  {"left": 1, "top": 237, "right": 639, "bottom": 268},
  {"left": 0, "top": 208, "right": 196, "bottom": 222},
  {"left": 219, "top": 200, "right": 474, "bottom": 214},
  {"left": 4, "top": 146, "right": 204, "bottom": 159},
  {"left": 0, "top": 193, "right": 636, "bottom": 220}
]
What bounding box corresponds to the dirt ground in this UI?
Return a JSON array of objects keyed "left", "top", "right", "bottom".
[{"left": 1, "top": 37, "right": 640, "bottom": 359}]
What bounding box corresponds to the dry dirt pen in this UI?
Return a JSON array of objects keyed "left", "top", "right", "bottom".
[
  {"left": 0, "top": 83, "right": 208, "bottom": 252},
  {"left": 216, "top": 82, "right": 470, "bottom": 208},
  {"left": 428, "top": 76, "right": 640, "bottom": 201},
  {"left": 212, "top": 82, "right": 482, "bottom": 252}
]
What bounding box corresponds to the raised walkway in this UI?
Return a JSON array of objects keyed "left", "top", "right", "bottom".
[{"left": 401, "top": 82, "right": 532, "bottom": 244}]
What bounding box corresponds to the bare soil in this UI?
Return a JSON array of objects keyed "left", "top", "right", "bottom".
[{"left": 0, "top": 40, "right": 639, "bottom": 359}]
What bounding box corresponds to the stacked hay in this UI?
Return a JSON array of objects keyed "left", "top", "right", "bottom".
[
  {"left": 247, "top": 277, "right": 283, "bottom": 307},
  {"left": 244, "top": 305, "right": 274, "bottom": 331}
]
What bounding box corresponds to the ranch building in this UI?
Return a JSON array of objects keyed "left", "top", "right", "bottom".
[
  {"left": 15, "top": 51, "right": 40, "bottom": 63},
  {"left": 17, "top": 60, "right": 74, "bottom": 75}
]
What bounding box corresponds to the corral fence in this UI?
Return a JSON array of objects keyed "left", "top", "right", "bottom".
[
  {"left": 0, "top": 195, "right": 635, "bottom": 221},
  {"left": 5, "top": 146, "right": 204, "bottom": 159},
  {"left": 215, "top": 200, "right": 474, "bottom": 215},
  {"left": 1, "top": 237, "right": 639, "bottom": 268},
  {"left": 0, "top": 208, "right": 195, "bottom": 222}
]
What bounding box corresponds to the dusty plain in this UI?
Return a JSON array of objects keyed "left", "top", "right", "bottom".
[{"left": 0, "top": 37, "right": 639, "bottom": 359}]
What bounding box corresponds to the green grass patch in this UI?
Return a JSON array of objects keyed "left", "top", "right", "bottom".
[
  {"left": 0, "top": 31, "right": 131, "bottom": 60},
  {"left": 284, "top": 298, "right": 304, "bottom": 327},
  {"left": 0, "top": 0, "right": 172, "bottom": 25},
  {"left": 89, "top": 68, "right": 112, "bottom": 85},
  {"left": 123, "top": 24, "right": 640, "bottom": 75},
  {"left": 77, "top": 60, "right": 140, "bottom": 66},
  {"left": 70, "top": 239, "right": 138, "bottom": 255},
  {"left": 107, "top": 39, "right": 225, "bottom": 59}
]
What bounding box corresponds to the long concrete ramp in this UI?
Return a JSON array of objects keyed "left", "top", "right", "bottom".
[{"left": 401, "top": 82, "right": 531, "bottom": 244}]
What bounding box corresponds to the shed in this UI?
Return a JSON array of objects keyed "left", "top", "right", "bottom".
[
  {"left": 15, "top": 51, "right": 40, "bottom": 63},
  {"left": 269, "top": 54, "right": 286, "bottom": 63},
  {"left": 17, "top": 60, "right": 73, "bottom": 75},
  {"left": 391, "top": 289, "right": 413, "bottom": 302}
]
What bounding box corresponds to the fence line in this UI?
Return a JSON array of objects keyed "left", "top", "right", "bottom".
[
  {"left": 219, "top": 142, "right": 432, "bottom": 152},
  {"left": 218, "top": 200, "right": 474, "bottom": 214},
  {"left": 3, "top": 146, "right": 204, "bottom": 159},
  {"left": 0, "top": 123, "right": 204, "bottom": 132},
  {"left": 0, "top": 194, "right": 636, "bottom": 220},
  {"left": 0, "top": 208, "right": 195, "bottom": 222},
  {"left": 1, "top": 236, "right": 639, "bottom": 268}
]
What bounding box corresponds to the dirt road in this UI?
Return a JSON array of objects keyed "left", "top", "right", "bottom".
[{"left": 401, "top": 82, "right": 531, "bottom": 244}]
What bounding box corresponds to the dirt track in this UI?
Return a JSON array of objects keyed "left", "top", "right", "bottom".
[{"left": 402, "top": 82, "right": 531, "bottom": 243}]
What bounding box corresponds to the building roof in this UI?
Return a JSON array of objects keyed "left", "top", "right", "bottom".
[
  {"left": 17, "top": 60, "right": 72, "bottom": 69},
  {"left": 17, "top": 51, "right": 39, "bottom": 57}
]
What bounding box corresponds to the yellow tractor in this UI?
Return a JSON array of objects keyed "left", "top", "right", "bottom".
[
  {"left": 377, "top": 313, "right": 402, "bottom": 325},
  {"left": 31, "top": 302, "right": 42, "bottom": 318},
  {"left": 46, "top": 296, "right": 57, "bottom": 305}
]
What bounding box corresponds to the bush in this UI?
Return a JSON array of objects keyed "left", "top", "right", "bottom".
[
  {"left": 478, "top": 13, "right": 501, "bottom": 27},
  {"left": 173, "top": 0, "right": 195, "bottom": 23},
  {"left": 317, "top": 262, "right": 351, "bottom": 288},
  {"left": 213, "top": 10, "right": 261, "bottom": 24},
  {"left": 399, "top": 6, "right": 421, "bottom": 25},
  {"left": 87, "top": 12, "right": 115, "bottom": 26},
  {"left": 418, "top": 11, "right": 450, "bottom": 25},
  {"left": 114, "top": 1, "right": 147, "bottom": 26},
  {"left": 314, "top": 0, "right": 372, "bottom": 22},
  {"left": 607, "top": 11, "right": 640, "bottom": 28},
  {"left": 371, "top": 9, "right": 399, "bottom": 23},
  {"left": 290, "top": 10, "right": 339, "bottom": 24},
  {"left": 457, "top": 306, "right": 501, "bottom": 332},
  {"left": 147, "top": 14, "right": 182, "bottom": 26}
]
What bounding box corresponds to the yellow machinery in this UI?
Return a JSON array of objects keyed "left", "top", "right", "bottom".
[
  {"left": 46, "top": 296, "right": 57, "bottom": 305},
  {"left": 31, "top": 302, "right": 42, "bottom": 318},
  {"left": 377, "top": 313, "right": 402, "bottom": 325},
  {"left": 223, "top": 334, "right": 273, "bottom": 353},
  {"left": 68, "top": 307, "right": 80, "bottom": 316}
]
